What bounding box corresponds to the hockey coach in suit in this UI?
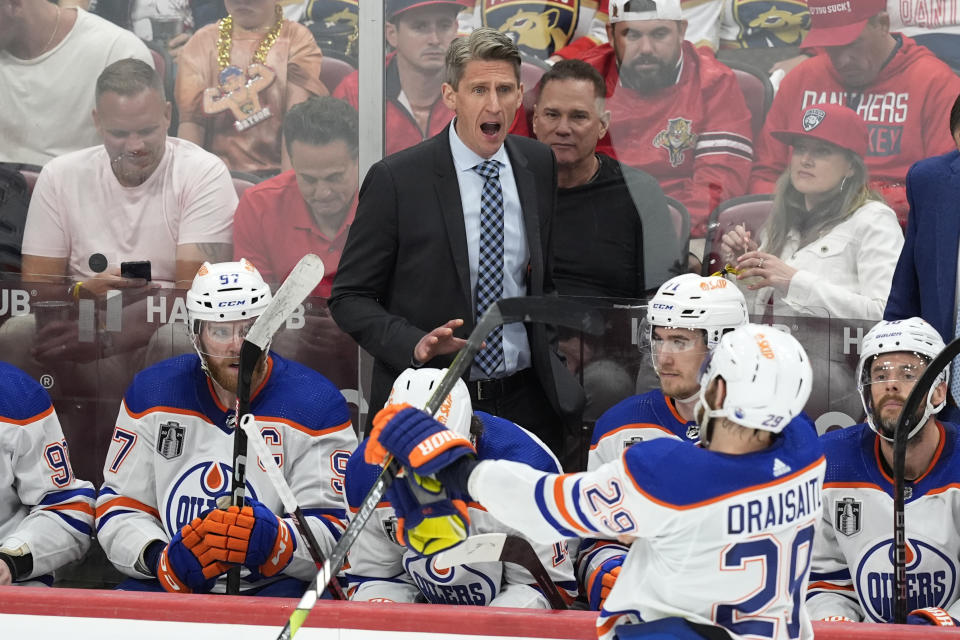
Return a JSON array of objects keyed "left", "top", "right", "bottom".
[
  {"left": 330, "top": 25, "right": 583, "bottom": 462},
  {"left": 884, "top": 94, "right": 960, "bottom": 424}
]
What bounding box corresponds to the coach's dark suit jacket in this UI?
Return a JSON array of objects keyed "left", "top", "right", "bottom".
[
  {"left": 884, "top": 149, "right": 960, "bottom": 422},
  {"left": 329, "top": 125, "right": 584, "bottom": 427}
]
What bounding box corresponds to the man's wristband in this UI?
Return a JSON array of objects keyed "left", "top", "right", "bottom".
[
  {"left": 0, "top": 548, "right": 33, "bottom": 582},
  {"left": 138, "top": 540, "right": 167, "bottom": 577}
]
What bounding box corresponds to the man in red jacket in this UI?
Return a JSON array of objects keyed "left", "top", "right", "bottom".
[
  {"left": 334, "top": 0, "right": 468, "bottom": 156},
  {"left": 580, "top": 0, "right": 753, "bottom": 237},
  {"left": 750, "top": 0, "right": 960, "bottom": 224}
]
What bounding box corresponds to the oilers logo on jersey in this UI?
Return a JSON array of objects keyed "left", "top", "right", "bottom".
[
  {"left": 835, "top": 497, "right": 861, "bottom": 536},
  {"left": 404, "top": 554, "right": 498, "bottom": 606},
  {"left": 157, "top": 421, "right": 184, "bottom": 460},
  {"left": 857, "top": 537, "right": 958, "bottom": 621},
  {"left": 162, "top": 459, "right": 259, "bottom": 535}
]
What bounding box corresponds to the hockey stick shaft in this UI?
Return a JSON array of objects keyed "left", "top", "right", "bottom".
[
  {"left": 892, "top": 334, "right": 960, "bottom": 623},
  {"left": 239, "top": 414, "right": 346, "bottom": 600},
  {"left": 227, "top": 254, "right": 325, "bottom": 595},
  {"left": 502, "top": 535, "right": 568, "bottom": 609},
  {"left": 274, "top": 295, "right": 601, "bottom": 638}
]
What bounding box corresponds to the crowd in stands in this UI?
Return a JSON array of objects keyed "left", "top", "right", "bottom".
[{"left": 5, "top": 0, "right": 960, "bottom": 633}]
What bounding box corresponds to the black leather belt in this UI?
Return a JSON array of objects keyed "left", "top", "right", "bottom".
[{"left": 466, "top": 368, "right": 534, "bottom": 402}]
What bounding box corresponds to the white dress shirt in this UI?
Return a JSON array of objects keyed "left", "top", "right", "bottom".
[{"left": 448, "top": 122, "right": 531, "bottom": 379}]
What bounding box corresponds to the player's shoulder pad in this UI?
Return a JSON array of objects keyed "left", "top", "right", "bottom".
[
  {"left": 255, "top": 353, "right": 351, "bottom": 433},
  {"left": 123, "top": 354, "right": 203, "bottom": 415},
  {"left": 474, "top": 411, "right": 561, "bottom": 473},
  {"left": 0, "top": 361, "right": 53, "bottom": 422},
  {"left": 591, "top": 390, "right": 661, "bottom": 446},
  {"left": 623, "top": 418, "right": 824, "bottom": 507},
  {"left": 344, "top": 438, "right": 383, "bottom": 509}
]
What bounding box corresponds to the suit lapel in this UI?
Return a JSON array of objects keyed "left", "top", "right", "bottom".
[
  {"left": 506, "top": 137, "right": 540, "bottom": 293},
  {"left": 939, "top": 152, "right": 960, "bottom": 323},
  {"left": 433, "top": 127, "right": 473, "bottom": 308}
]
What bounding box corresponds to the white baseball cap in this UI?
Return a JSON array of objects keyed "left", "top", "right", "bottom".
[{"left": 609, "top": 0, "right": 682, "bottom": 23}]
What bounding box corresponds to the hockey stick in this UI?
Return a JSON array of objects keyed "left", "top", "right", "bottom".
[
  {"left": 891, "top": 335, "right": 960, "bottom": 623},
  {"left": 238, "top": 413, "right": 346, "bottom": 600},
  {"left": 227, "top": 254, "right": 325, "bottom": 595},
  {"left": 434, "top": 533, "right": 568, "bottom": 609},
  {"left": 275, "top": 295, "right": 603, "bottom": 638}
]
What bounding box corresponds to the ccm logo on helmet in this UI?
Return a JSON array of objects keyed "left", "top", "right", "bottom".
[
  {"left": 754, "top": 334, "right": 776, "bottom": 360},
  {"left": 217, "top": 300, "right": 247, "bottom": 307},
  {"left": 651, "top": 303, "right": 673, "bottom": 310},
  {"left": 416, "top": 430, "right": 469, "bottom": 458}
]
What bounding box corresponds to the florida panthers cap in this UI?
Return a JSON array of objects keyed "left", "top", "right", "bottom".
[
  {"left": 386, "top": 0, "right": 469, "bottom": 21},
  {"left": 770, "top": 103, "right": 869, "bottom": 158},
  {"left": 802, "top": 0, "right": 886, "bottom": 48},
  {"left": 609, "top": 0, "right": 682, "bottom": 23}
]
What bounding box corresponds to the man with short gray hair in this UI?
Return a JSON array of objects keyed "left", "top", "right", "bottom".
[{"left": 331, "top": 27, "right": 583, "bottom": 464}]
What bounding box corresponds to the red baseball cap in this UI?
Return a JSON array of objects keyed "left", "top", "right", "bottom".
[
  {"left": 386, "top": 0, "right": 468, "bottom": 21},
  {"left": 770, "top": 103, "right": 869, "bottom": 158},
  {"left": 802, "top": 0, "right": 886, "bottom": 48}
]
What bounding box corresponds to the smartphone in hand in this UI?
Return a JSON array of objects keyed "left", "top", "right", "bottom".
[{"left": 120, "top": 260, "right": 152, "bottom": 282}]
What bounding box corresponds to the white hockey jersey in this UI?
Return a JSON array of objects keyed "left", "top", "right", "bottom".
[
  {"left": 468, "top": 418, "right": 826, "bottom": 640},
  {"left": 579, "top": 390, "right": 696, "bottom": 588},
  {"left": 96, "top": 353, "right": 357, "bottom": 591},
  {"left": 808, "top": 421, "right": 960, "bottom": 622},
  {"left": 344, "top": 412, "right": 577, "bottom": 608},
  {"left": 0, "top": 362, "right": 93, "bottom": 584}
]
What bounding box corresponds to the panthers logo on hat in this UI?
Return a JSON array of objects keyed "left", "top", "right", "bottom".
[
  {"left": 802, "top": 108, "right": 826, "bottom": 132},
  {"left": 481, "top": 1, "right": 578, "bottom": 59}
]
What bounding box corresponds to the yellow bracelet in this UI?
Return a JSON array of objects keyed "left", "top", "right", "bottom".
[{"left": 70, "top": 281, "right": 84, "bottom": 300}]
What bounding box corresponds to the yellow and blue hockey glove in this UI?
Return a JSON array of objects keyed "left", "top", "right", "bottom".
[
  {"left": 387, "top": 472, "right": 470, "bottom": 556},
  {"left": 366, "top": 404, "right": 476, "bottom": 476}
]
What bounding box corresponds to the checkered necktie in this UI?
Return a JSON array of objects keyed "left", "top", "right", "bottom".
[
  {"left": 472, "top": 159, "right": 505, "bottom": 376},
  {"left": 952, "top": 310, "right": 960, "bottom": 405}
]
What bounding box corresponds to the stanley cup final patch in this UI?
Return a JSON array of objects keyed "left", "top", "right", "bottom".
[
  {"left": 802, "top": 108, "right": 826, "bottom": 132},
  {"left": 835, "top": 497, "right": 861, "bottom": 537},
  {"left": 157, "top": 421, "right": 185, "bottom": 460}
]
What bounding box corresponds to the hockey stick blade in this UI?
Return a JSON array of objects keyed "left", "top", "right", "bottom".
[
  {"left": 891, "top": 334, "right": 960, "bottom": 623},
  {"left": 434, "top": 533, "right": 507, "bottom": 569},
  {"left": 434, "top": 533, "right": 567, "bottom": 609},
  {"left": 274, "top": 295, "right": 591, "bottom": 636},
  {"left": 245, "top": 253, "right": 326, "bottom": 351},
  {"left": 228, "top": 254, "right": 325, "bottom": 595}
]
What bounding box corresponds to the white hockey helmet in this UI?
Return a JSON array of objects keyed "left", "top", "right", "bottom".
[
  {"left": 386, "top": 368, "right": 473, "bottom": 438},
  {"left": 695, "top": 324, "right": 812, "bottom": 434},
  {"left": 186, "top": 259, "right": 272, "bottom": 327},
  {"left": 643, "top": 273, "right": 749, "bottom": 350},
  {"left": 856, "top": 318, "right": 947, "bottom": 441}
]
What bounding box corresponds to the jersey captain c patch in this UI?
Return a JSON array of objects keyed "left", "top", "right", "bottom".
[
  {"left": 157, "top": 421, "right": 185, "bottom": 460},
  {"left": 835, "top": 496, "right": 861, "bottom": 536}
]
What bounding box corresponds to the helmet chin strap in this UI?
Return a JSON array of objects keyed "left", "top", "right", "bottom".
[{"left": 693, "top": 397, "right": 727, "bottom": 447}]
